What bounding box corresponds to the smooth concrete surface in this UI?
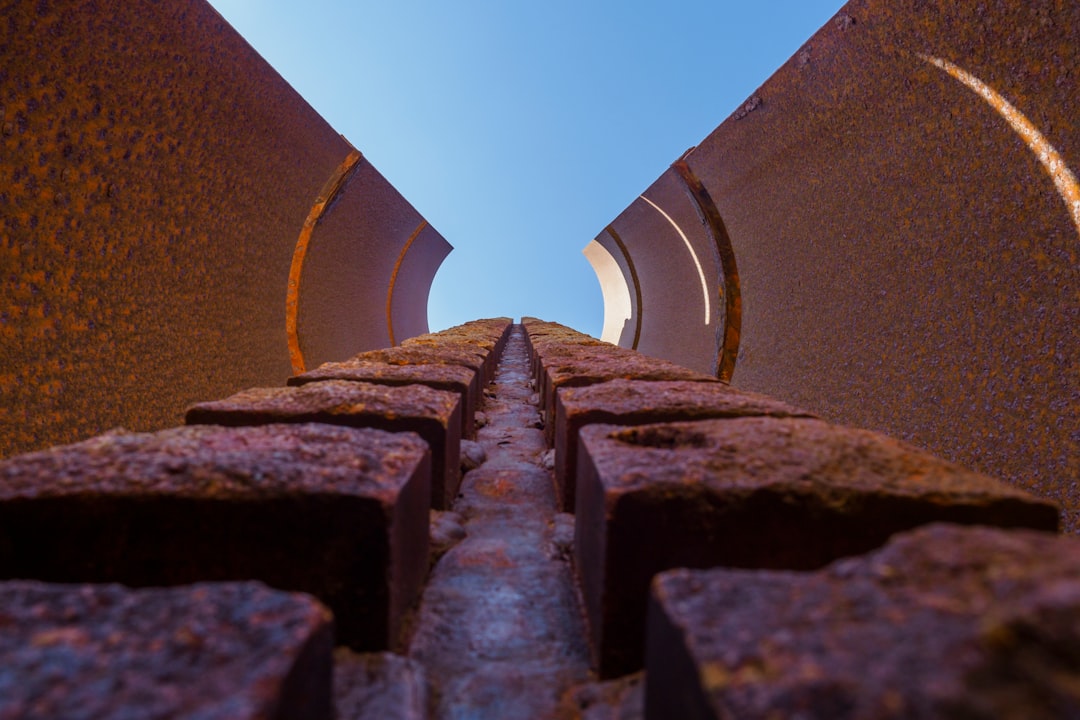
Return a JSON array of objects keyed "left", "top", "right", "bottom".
[
  {"left": 0, "top": 0, "right": 448, "bottom": 458},
  {"left": 597, "top": 0, "right": 1079, "bottom": 527}
]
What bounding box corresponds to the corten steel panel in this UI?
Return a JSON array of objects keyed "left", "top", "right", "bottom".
[
  {"left": 387, "top": 224, "right": 453, "bottom": 347},
  {"left": 605, "top": 168, "right": 724, "bottom": 376},
  {"left": 0, "top": 0, "right": 448, "bottom": 458},
  {"left": 582, "top": 235, "right": 638, "bottom": 347},
  {"left": 295, "top": 160, "right": 430, "bottom": 368},
  {"left": 677, "top": 1, "right": 1078, "bottom": 527}
]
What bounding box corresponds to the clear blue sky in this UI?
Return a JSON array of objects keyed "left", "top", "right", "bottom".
[{"left": 207, "top": 1, "right": 845, "bottom": 337}]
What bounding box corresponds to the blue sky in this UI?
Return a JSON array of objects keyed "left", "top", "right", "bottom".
[{"left": 207, "top": 1, "right": 844, "bottom": 337}]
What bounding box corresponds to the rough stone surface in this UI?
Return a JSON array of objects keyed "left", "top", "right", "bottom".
[
  {"left": 0, "top": 424, "right": 431, "bottom": 651},
  {"left": 288, "top": 360, "right": 477, "bottom": 439},
  {"left": 576, "top": 417, "right": 1059, "bottom": 677},
  {"left": 648, "top": 524, "right": 1080, "bottom": 720},
  {"left": 559, "top": 673, "right": 644, "bottom": 720},
  {"left": 460, "top": 439, "right": 487, "bottom": 471},
  {"left": 553, "top": 379, "right": 814, "bottom": 511},
  {"left": 356, "top": 346, "right": 489, "bottom": 386},
  {"left": 408, "top": 325, "right": 590, "bottom": 718},
  {"left": 334, "top": 650, "right": 428, "bottom": 720},
  {"left": 0, "top": 580, "right": 333, "bottom": 719},
  {"left": 186, "top": 380, "right": 462, "bottom": 509},
  {"left": 533, "top": 347, "right": 716, "bottom": 445}
]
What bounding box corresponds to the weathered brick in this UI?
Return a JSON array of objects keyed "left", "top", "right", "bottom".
[
  {"left": 186, "top": 380, "right": 462, "bottom": 509},
  {"left": 647, "top": 524, "right": 1080, "bottom": 719},
  {"left": 0, "top": 580, "right": 333, "bottom": 719},
  {"left": 0, "top": 424, "right": 431, "bottom": 651},
  {"left": 540, "top": 350, "right": 719, "bottom": 444},
  {"left": 288, "top": 359, "right": 478, "bottom": 440},
  {"left": 553, "top": 379, "right": 813, "bottom": 511},
  {"left": 576, "top": 417, "right": 1058, "bottom": 676}
]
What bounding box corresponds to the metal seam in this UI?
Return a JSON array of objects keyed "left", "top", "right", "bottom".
[
  {"left": 604, "top": 225, "right": 643, "bottom": 351},
  {"left": 286, "top": 148, "right": 363, "bottom": 374},
  {"left": 672, "top": 158, "right": 741, "bottom": 382},
  {"left": 386, "top": 219, "right": 429, "bottom": 347}
]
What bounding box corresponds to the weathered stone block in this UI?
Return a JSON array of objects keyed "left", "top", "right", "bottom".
[
  {"left": 553, "top": 379, "right": 812, "bottom": 511},
  {"left": 288, "top": 359, "right": 478, "bottom": 440},
  {"left": 186, "top": 380, "right": 461, "bottom": 509},
  {"left": 647, "top": 524, "right": 1080, "bottom": 719},
  {"left": 334, "top": 650, "right": 428, "bottom": 720},
  {"left": 576, "top": 418, "right": 1058, "bottom": 676},
  {"left": 0, "top": 424, "right": 431, "bottom": 651},
  {"left": 540, "top": 351, "right": 719, "bottom": 445},
  {"left": 0, "top": 580, "right": 333, "bottom": 719}
]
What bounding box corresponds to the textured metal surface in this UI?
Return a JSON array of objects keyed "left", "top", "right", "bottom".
[
  {"left": 597, "top": 167, "right": 728, "bottom": 376},
  {"left": 387, "top": 223, "right": 453, "bottom": 347},
  {"left": 0, "top": 0, "right": 449, "bottom": 458},
  {"left": 599, "top": 0, "right": 1080, "bottom": 529}
]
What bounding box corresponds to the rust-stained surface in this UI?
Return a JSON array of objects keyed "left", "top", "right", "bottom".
[
  {"left": 592, "top": 168, "right": 728, "bottom": 377},
  {"left": 648, "top": 525, "right": 1080, "bottom": 719},
  {"left": 334, "top": 650, "right": 428, "bottom": 720},
  {"left": 658, "top": 0, "right": 1079, "bottom": 528},
  {"left": 576, "top": 417, "right": 1059, "bottom": 677},
  {"left": 289, "top": 359, "right": 478, "bottom": 440},
  {"left": 0, "top": 424, "right": 431, "bottom": 651},
  {"left": 287, "top": 149, "right": 364, "bottom": 374},
  {"left": 186, "top": 380, "right": 463, "bottom": 509},
  {"left": 407, "top": 326, "right": 591, "bottom": 719},
  {"left": 296, "top": 160, "right": 452, "bottom": 369},
  {"left": 553, "top": 379, "right": 814, "bottom": 512},
  {"left": 0, "top": 0, "right": 449, "bottom": 459},
  {"left": 0, "top": 580, "right": 334, "bottom": 719}
]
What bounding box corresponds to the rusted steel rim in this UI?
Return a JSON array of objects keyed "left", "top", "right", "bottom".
[
  {"left": 286, "top": 148, "right": 364, "bottom": 374},
  {"left": 604, "top": 225, "right": 643, "bottom": 351},
  {"left": 673, "top": 158, "right": 741, "bottom": 382},
  {"left": 386, "top": 220, "right": 429, "bottom": 347}
]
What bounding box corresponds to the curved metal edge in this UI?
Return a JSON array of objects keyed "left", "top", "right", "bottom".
[
  {"left": 385, "top": 219, "right": 429, "bottom": 347},
  {"left": 603, "top": 225, "right": 643, "bottom": 351},
  {"left": 285, "top": 148, "right": 364, "bottom": 375},
  {"left": 672, "top": 158, "right": 741, "bottom": 383}
]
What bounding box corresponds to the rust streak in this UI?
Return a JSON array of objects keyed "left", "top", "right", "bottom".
[
  {"left": 673, "top": 159, "right": 741, "bottom": 383},
  {"left": 286, "top": 148, "right": 363, "bottom": 374},
  {"left": 386, "top": 220, "right": 429, "bottom": 347}
]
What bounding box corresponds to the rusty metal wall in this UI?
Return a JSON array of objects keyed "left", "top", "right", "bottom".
[
  {"left": 0, "top": 0, "right": 449, "bottom": 458},
  {"left": 590, "top": 168, "right": 728, "bottom": 377},
  {"left": 596, "top": 0, "right": 1079, "bottom": 527}
]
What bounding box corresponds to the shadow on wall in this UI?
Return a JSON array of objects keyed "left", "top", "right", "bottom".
[{"left": 586, "top": 0, "right": 1079, "bottom": 530}]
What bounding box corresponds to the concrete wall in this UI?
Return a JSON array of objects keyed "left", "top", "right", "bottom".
[
  {"left": 590, "top": 0, "right": 1079, "bottom": 528},
  {"left": 0, "top": 0, "right": 449, "bottom": 458}
]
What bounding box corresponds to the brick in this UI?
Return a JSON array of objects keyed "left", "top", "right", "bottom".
[
  {"left": 186, "top": 380, "right": 462, "bottom": 509},
  {"left": 358, "top": 345, "right": 486, "bottom": 379},
  {"left": 553, "top": 379, "right": 813, "bottom": 511},
  {"left": 288, "top": 359, "right": 478, "bottom": 439},
  {"left": 540, "top": 349, "right": 719, "bottom": 445},
  {"left": 575, "top": 417, "right": 1058, "bottom": 676},
  {"left": 647, "top": 524, "right": 1080, "bottom": 719},
  {"left": 400, "top": 336, "right": 501, "bottom": 384},
  {"left": 0, "top": 580, "right": 333, "bottom": 719},
  {"left": 334, "top": 650, "right": 428, "bottom": 720},
  {"left": 528, "top": 338, "right": 620, "bottom": 388},
  {"left": 0, "top": 424, "right": 431, "bottom": 651}
]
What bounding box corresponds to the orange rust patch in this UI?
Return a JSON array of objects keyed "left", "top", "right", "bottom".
[
  {"left": 385, "top": 220, "right": 428, "bottom": 347},
  {"left": 286, "top": 148, "right": 363, "bottom": 374}
]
